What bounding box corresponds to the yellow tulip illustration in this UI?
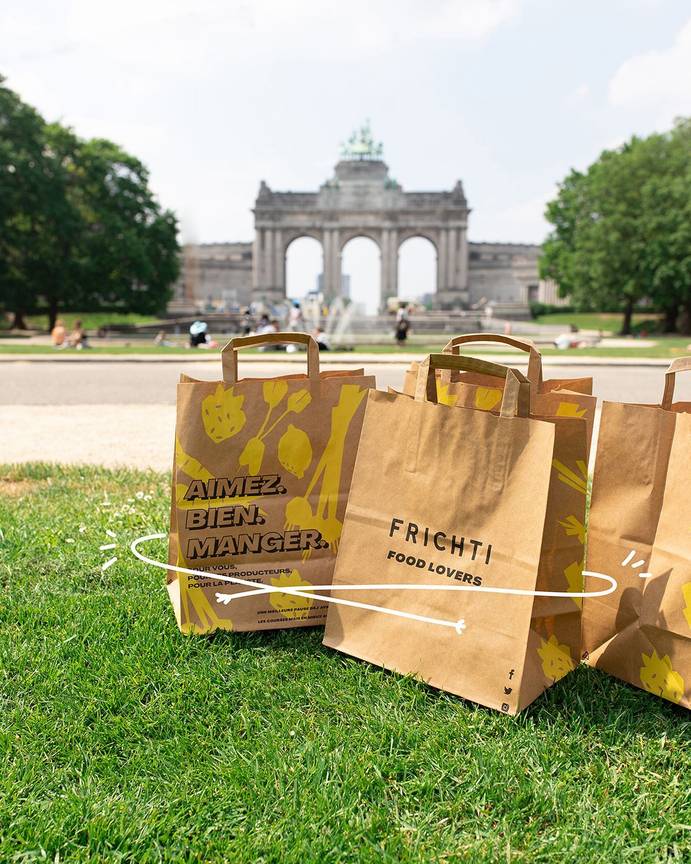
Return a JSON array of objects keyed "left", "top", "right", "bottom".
[
  {"left": 263, "top": 379, "right": 288, "bottom": 409},
  {"left": 556, "top": 401, "right": 587, "bottom": 419},
  {"left": 683, "top": 583, "right": 691, "bottom": 630},
  {"left": 538, "top": 635, "right": 575, "bottom": 682},
  {"left": 640, "top": 650, "right": 685, "bottom": 703},
  {"left": 278, "top": 424, "right": 313, "bottom": 479},
  {"left": 201, "top": 383, "right": 246, "bottom": 443},
  {"left": 270, "top": 570, "right": 314, "bottom": 619},
  {"left": 239, "top": 436, "right": 266, "bottom": 475},
  {"left": 436, "top": 381, "right": 458, "bottom": 406},
  {"left": 474, "top": 387, "right": 502, "bottom": 411}
]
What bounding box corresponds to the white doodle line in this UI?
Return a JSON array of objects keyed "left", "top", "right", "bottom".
[
  {"left": 131, "top": 533, "right": 618, "bottom": 634},
  {"left": 621, "top": 549, "right": 652, "bottom": 578}
]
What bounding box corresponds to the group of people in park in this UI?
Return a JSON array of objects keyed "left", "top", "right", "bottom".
[{"left": 50, "top": 319, "right": 89, "bottom": 349}]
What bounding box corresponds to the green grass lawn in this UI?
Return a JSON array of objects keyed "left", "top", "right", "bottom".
[
  {"left": 1, "top": 464, "right": 689, "bottom": 862},
  {"left": 0, "top": 311, "right": 160, "bottom": 332},
  {"left": 533, "top": 312, "right": 664, "bottom": 334}
]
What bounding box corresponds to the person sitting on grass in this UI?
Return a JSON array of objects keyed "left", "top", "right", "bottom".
[
  {"left": 51, "top": 319, "right": 67, "bottom": 348},
  {"left": 68, "top": 319, "right": 89, "bottom": 349}
]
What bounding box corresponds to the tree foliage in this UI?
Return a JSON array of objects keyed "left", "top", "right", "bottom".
[
  {"left": 540, "top": 120, "right": 691, "bottom": 334},
  {"left": 0, "top": 77, "right": 179, "bottom": 330}
]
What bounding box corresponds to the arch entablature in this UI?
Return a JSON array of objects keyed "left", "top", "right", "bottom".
[{"left": 252, "top": 158, "right": 470, "bottom": 309}]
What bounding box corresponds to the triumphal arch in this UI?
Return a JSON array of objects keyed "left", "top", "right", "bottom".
[{"left": 252, "top": 123, "right": 470, "bottom": 310}]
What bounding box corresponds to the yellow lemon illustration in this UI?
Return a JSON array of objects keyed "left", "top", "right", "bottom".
[
  {"left": 263, "top": 379, "right": 288, "bottom": 408},
  {"left": 538, "top": 635, "right": 575, "bottom": 682},
  {"left": 436, "top": 381, "right": 458, "bottom": 406},
  {"left": 239, "top": 436, "right": 266, "bottom": 475},
  {"left": 640, "top": 650, "right": 685, "bottom": 703},
  {"left": 682, "top": 583, "right": 691, "bottom": 630},
  {"left": 474, "top": 387, "right": 503, "bottom": 411},
  {"left": 556, "top": 401, "right": 587, "bottom": 419},
  {"left": 201, "top": 383, "right": 246, "bottom": 443},
  {"left": 270, "top": 570, "right": 314, "bottom": 619},
  {"left": 278, "top": 424, "right": 313, "bottom": 479}
]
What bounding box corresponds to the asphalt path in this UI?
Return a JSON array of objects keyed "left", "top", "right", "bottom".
[
  {"left": 3, "top": 359, "right": 690, "bottom": 405},
  {"left": 1, "top": 359, "right": 690, "bottom": 470}
]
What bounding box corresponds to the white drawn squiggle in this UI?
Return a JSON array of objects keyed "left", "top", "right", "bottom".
[{"left": 130, "top": 533, "right": 618, "bottom": 635}]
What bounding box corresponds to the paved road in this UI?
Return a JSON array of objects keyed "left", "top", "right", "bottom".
[
  {"left": 3, "top": 359, "right": 689, "bottom": 404},
  {"left": 1, "top": 359, "right": 690, "bottom": 470}
]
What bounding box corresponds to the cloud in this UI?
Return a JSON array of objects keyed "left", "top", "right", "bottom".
[
  {"left": 572, "top": 84, "right": 589, "bottom": 101},
  {"left": 608, "top": 16, "right": 691, "bottom": 121}
]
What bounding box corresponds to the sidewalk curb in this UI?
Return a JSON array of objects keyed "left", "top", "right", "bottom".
[{"left": 0, "top": 353, "right": 675, "bottom": 367}]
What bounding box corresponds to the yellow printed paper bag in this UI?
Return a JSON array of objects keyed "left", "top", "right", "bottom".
[
  {"left": 324, "top": 354, "right": 587, "bottom": 714},
  {"left": 403, "top": 333, "right": 595, "bottom": 452},
  {"left": 583, "top": 357, "right": 691, "bottom": 709},
  {"left": 167, "top": 332, "right": 375, "bottom": 634}
]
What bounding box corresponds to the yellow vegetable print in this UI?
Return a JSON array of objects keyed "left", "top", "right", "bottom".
[
  {"left": 640, "top": 650, "right": 685, "bottom": 703},
  {"left": 556, "top": 401, "right": 587, "bottom": 419},
  {"left": 436, "top": 381, "right": 458, "bottom": 406},
  {"left": 538, "top": 635, "right": 575, "bottom": 682},
  {"left": 270, "top": 570, "right": 314, "bottom": 619},
  {"left": 278, "top": 424, "right": 313, "bottom": 479},
  {"left": 682, "top": 583, "right": 691, "bottom": 630},
  {"left": 474, "top": 387, "right": 503, "bottom": 411},
  {"left": 202, "top": 383, "right": 246, "bottom": 443},
  {"left": 564, "top": 560, "right": 584, "bottom": 608}
]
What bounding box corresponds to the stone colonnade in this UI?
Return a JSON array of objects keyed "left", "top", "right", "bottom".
[{"left": 253, "top": 224, "right": 469, "bottom": 310}]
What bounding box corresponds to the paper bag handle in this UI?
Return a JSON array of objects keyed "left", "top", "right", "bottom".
[
  {"left": 221, "top": 332, "right": 320, "bottom": 383},
  {"left": 221, "top": 333, "right": 319, "bottom": 384},
  {"left": 414, "top": 353, "right": 530, "bottom": 418},
  {"left": 662, "top": 356, "right": 691, "bottom": 409},
  {"left": 440, "top": 332, "right": 543, "bottom": 390}
]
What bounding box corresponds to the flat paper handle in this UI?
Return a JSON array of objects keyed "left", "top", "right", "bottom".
[
  {"left": 221, "top": 332, "right": 320, "bottom": 383},
  {"left": 662, "top": 356, "right": 691, "bottom": 409},
  {"left": 441, "top": 332, "right": 543, "bottom": 389},
  {"left": 414, "top": 353, "right": 530, "bottom": 418}
]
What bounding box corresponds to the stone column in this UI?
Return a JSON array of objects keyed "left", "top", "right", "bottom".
[
  {"left": 273, "top": 229, "right": 285, "bottom": 297},
  {"left": 437, "top": 229, "right": 448, "bottom": 297},
  {"left": 323, "top": 229, "right": 341, "bottom": 303},
  {"left": 458, "top": 226, "right": 468, "bottom": 296},
  {"left": 380, "top": 229, "right": 398, "bottom": 311}
]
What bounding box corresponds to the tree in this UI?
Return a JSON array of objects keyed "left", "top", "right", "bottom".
[
  {"left": 0, "top": 78, "right": 180, "bottom": 330},
  {"left": 639, "top": 119, "right": 691, "bottom": 334},
  {"left": 541, "top": 121, "right": 691, "bottom": 335},
  {"left": 0, "top": 76, "right": 54, "bottom": 329}
]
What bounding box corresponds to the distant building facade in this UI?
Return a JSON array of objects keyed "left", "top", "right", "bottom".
[{"left": 171, "top": 124, "right": 559, "bottom": 315}]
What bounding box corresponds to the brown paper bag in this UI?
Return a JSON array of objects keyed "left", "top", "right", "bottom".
[
  {"left": 323, "top": 353, "right": 586, "bottom": 714},
  {"left": 583, "top": 357, "right": 691, "bottom": 709},
  {"left": 403, "top": 333, "right": 595, "bottom": 451},
  {"left": 167, "top": 332, "right": 375, "bottom": 634}
]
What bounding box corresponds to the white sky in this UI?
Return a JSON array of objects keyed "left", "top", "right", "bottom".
[{"left": 2, "top": 0, "right": 690, "bottom": 311}]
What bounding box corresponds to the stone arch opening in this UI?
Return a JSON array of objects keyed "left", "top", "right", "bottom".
[
  {"left": 341, "top": 235, "right": 381, "bottom": 315},
  {"left": 284, "top": 235, "right": 324, "bottom": 302},
  {"left": 397, "top": 235, "right": 438, "bottom": 306}
]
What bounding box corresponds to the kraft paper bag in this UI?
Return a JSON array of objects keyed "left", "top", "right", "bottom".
[
  {"left": 323, "top": 353, "right": 587, "bottom": 714},
  {"left": 403, "top": 334, "right": 595, "bottom": 451},
  {"left": 583, "top": 357, "right": 691, "bottom": 709},
  {"left": 167, "top": 332, "right": 375, "bottom": 634}
]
